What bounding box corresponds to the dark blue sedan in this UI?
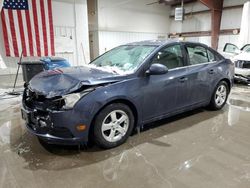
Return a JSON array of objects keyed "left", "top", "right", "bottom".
[{"left": 21, "top": 40, "right": 234, "bottom": 148}]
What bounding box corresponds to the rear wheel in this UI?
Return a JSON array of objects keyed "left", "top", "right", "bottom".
[
  {"left": 209, "top": 81, "right": 229, "bottom": 110},
  {"left": 93, "top": 103, "right": 134, "bottom": 149}
]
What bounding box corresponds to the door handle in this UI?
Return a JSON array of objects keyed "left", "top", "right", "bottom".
[
  {"left": 179, "top": 77, "right": 188, "bottom": 83},
  {"left": 208, "top": 69, "right": 214, "bottom": 74}
]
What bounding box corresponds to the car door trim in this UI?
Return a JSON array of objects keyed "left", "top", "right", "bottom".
[{"left": 168, "top": 61, "right": 218, "bottom": 72}]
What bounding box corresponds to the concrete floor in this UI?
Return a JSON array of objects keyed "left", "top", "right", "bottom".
[
  {"left": 0, "top": 85, "right": 250, "bottom": 188},
  {"left": 0, "top": 74, "right": 24, "bottom": 89}
]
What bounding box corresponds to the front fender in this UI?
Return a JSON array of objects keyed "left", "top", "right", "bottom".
[{"left": 74, "top": 83, "right": 143, "bottom": 136}]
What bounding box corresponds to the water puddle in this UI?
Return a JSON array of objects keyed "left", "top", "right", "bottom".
[
  {"left": 227, "top": 99, "right": 250, "bottom": 111},
  {"left": 227, "top": 89, "right": 250, "bottom": 125}
]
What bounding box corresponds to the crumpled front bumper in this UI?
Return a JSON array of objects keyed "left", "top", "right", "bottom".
[
  {"left": 21, "top": 105, "right": 90, "bottom": 145},
  {"left": 234, "top": 68, "right": 250, "bottom": 83}
]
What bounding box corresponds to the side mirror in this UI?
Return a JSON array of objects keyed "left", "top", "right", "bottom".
[{"left": 146, "top": 63, "right": 168, "bottom": 75}]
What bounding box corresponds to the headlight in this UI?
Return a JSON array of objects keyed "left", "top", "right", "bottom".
[
  {"left": 62, "top": 87, "right": 96, "bottom": 109},
  {"left": 63, "top": 93, "right": 81, "bottom": 109}
]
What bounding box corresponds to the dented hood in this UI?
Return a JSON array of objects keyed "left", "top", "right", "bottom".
[{"left": 29, "top": 66, "right": 124, "bottom": 98}]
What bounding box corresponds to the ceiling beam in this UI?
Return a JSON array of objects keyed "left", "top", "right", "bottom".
[
  {"left": 199, "top": 0, "right": 224, "bottom": 50},
  {"left": 168, "top": 28, "right": 240, "bottom": 38},
  {"left": 159, "top": 0, "right": 197, "bottom": 6},
  {"left": 211, "top": 9, "right": 223, "bottom": 50},
  {"left": 199, "top": 0, "right": 223, "bottom": 10}
]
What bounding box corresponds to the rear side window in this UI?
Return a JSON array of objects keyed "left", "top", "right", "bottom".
[{"left": 186, "top": 45, "right": 209, "bottom": 65}]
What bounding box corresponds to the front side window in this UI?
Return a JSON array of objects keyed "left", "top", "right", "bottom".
[
  {"left": 90, "top": 45, "right": 156, "bottom": 74},
  {"left": 151, "top": 44, "right": 184, "bottom": 69},
  {"left": 186, "top": 45, "right": 209, "bottom": 65}
]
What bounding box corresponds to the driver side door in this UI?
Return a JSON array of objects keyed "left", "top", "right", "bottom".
[
  {"left": 142, "top": 44, "right": 189, "bottom": 122},
  {"left": 223, "top": 43, "right": 240, "bottom": 59}
]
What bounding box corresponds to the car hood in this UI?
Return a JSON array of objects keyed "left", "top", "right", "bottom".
[
  {"left": 29, "top": 66, "right": 125, "bottom": 98},
  {"left": 233, "top": 52, "right": 250, "bottom": 61}
]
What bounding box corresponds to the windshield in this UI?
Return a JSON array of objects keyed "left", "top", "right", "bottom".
[{"left": 90, "top": 45, "right": 156, "bottom": 74}]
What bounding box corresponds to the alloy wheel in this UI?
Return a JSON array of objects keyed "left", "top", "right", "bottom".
[
  {"left": 101, "top": 110, "right": 129, "bottom": 142},
  {"left": 215, "top": 85, "right": 227, "bottom": 106}
]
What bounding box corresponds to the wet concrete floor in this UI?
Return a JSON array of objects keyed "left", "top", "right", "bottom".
[{"left": 0, "top": 85, "right": 250, "bottom": 188}]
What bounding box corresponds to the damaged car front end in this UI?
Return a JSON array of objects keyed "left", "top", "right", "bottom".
[
  {"left": 21, "top": 44, "right": 158, "bottom": 147},
  {"left": 233, "top": 54, "right": 250, "bottom": 83},
  {"left": 223, "top": 43, "right": 250, "bottom": 84},
  {"left": 21, "top": 66, "right": 122, "bottom": 145}
]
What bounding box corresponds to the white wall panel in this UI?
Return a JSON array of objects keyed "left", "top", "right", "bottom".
[
  {"left": 74, "top": 0, "right": 90, "bottom": 65},
  {"left": 52, "top": 1, "right": 74, "bottom": 27},
  {"left": 186, "top": 36, "right": 211, "bottom": 46},
  {"left": 221, "top": 8, "right": 242, "bottom": 30},
  {"left": 98, "top": 0, "right": 170, "bottom": 33},
  {"left": 53, "top": 1, "right": 89, "bottom": 66},
  {"left": 224, "top": 0, "right": 249, "bottom": 7},
  {"left": 54, "top": 26, "right": 77, "bottom": 66},
  {"left": 170, "top": 13, "right": 211, "bottom": 33},
  {"left": 95, "top": 0, "right": 171, "bottom": 57},
  {"left": 98, "top": 31, "right": 168, "bottom": 55}
]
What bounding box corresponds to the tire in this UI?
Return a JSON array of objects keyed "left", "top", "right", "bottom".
[
  {"left": 93, "top": 103, "right": 134, "bottom": 149},
  {"left": 209, "top": 81, "right": 229, "bottom": 110}
]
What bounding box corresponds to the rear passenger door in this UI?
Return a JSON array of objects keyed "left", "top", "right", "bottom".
[{"left": 184, "top": 43, "right": 218, "bottom": 105}]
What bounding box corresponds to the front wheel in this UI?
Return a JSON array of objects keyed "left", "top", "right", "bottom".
[
  {"left": 93, "top": 103, "right": 134, "bottom": 149},
  {"left": 209, "top": 81, "right": 229, "bottom": 110}
]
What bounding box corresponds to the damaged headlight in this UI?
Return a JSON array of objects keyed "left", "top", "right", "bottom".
[
  {"left": 63, "top": 93, "right": 82, "bottom": 109},
  {"left": 62, "top": 87, "right": 96, "bottom": 109}
]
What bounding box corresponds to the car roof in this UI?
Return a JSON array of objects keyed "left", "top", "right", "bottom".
[
  {"left": 125, "top": 39, "right": 180, "bottom": 46},
  {"left": 125, "top": 39, "right": 209, "bottom": 48}
]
